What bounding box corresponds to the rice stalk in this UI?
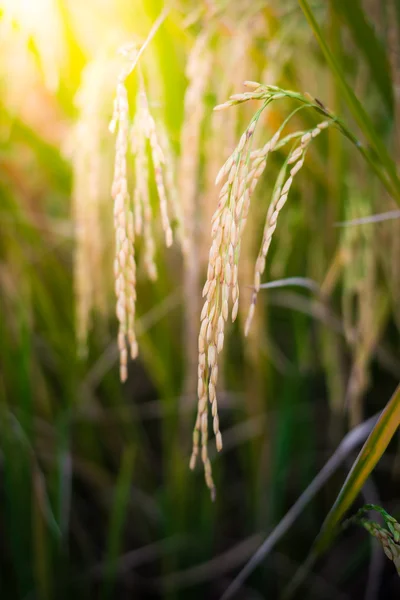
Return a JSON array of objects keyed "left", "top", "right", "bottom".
[{"left": 191, "top": 83, "right": 332, "bottom": 495}]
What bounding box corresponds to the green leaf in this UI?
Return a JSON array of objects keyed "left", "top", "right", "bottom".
[
  {"left": 101, "top": 444, "right": 135, "bottom": 600},
  {"left": 331, "top": 0, "right": 393, "bottom": 115},
  {"left": 315, "top": 383, "right": 400, "bottom": 554},
  {"left": 298, "top": 0, "right": 400, "bottom": 204}
]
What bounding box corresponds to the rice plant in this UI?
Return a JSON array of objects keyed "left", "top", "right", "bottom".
[{"left": 1, "top": 1, "right": 400, "bottom": 599}]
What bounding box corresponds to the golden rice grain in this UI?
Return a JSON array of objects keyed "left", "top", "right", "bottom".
[
  {"left": 110, "top": 52, "right": 185, "bottom": 379},
  {"left": 245, "top": 120, "right": 330, "bottom": 335},
  {"left": 193, "top": 77, "right": 331, "bottom": 494}
]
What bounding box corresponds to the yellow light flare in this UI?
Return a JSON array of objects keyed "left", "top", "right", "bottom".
[{"left": 0, "top": 0, "right": 65, "bottom": 91}]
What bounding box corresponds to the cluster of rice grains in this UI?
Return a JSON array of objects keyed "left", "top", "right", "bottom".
[
  {"left": 72, "top": 60, "right": 115, "bottom": 357},
  {"left": 109, "top": 50, "right": 184, "bottom": 382},
  {"left": 179, "top": 31, "right": 212, "bottom": 393},
  {"left": 190, "top": 82, "right": 331, "bottom": 497}
]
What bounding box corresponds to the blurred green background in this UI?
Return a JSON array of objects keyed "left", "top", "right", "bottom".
[{"left": 0, "top": 1, "right": 400, "bottom": 598}]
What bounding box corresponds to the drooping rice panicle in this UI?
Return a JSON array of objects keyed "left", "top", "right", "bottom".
[
  {"left": 178, "top": 31, "right": 213, "bottom": 397},
  {"left": 73, "top": 125, "right": 95, "bottom": 357},
  {"left": 192, "top": 77, "right": 333, "bottom": 494},
  {"left": 245, "top": 120, "right": 330, "bottom": 336},
  {"left": 138, "top": 84, "right": 173, "bottom": 248},
  {"left": 110, "top": 77, "right": 138, "bottom": 381},
  {"left": 179, "top": 31, "right": 212, "bottom": 260},
  {"left": 111, "top": 76, "right": 175, "bottom": 377},
  {"left": 190, "top": 117, "right": 261, "bottom": 497},
  {"left": 190, "top": 112, "right": 280, "bottom": 494},
  {"left": 131, "top": 90, "right": 157, "bottom": 281},
  {"left": 72, "top": 60, "right": 111, "bottom": 357},
  {"left": 158, "top": 124, "right": 187, "bottom": 256},
  {"left": 130, "top": 119, "right": 144, "bottom": 237},
  {"left": 108, "top": 10, "right": 179, "bottom": 380},
  {"left": 110, "top": 39, "right": 184, "bottom": 379}
]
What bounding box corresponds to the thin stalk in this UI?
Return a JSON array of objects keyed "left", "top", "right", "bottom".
[
  {"left": 120, "top": 5, "right": 169, "bottom": 80},
  {"left": 265, "top": 87, "right": 397, "bottom": 207}
]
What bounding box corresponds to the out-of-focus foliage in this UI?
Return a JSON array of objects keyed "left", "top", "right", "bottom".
[{"left": 0, "top": 1, "right": 399, "bottom": 599}]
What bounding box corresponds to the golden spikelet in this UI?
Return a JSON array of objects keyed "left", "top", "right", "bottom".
[
  {"left": 179, "top": 31, "right": 213, "bottom": 394},
  {"left": 131, "top": 85, "right": 157, "bottom": 281},
  {"left": 245, "top": 121, "right": 330, "bottom": 335},
  {"left": 192, "top": 81, "right": 332, "bottom": 495},
  {"left": 190, "top": 117, "right": 259, "bottom": 498},
  {"left": 202, "top": 28, "right": 256, "bottom": 261},
  {"left": 72, "top": 59, "right": 115, "bottom": 357},
  {"left": 110, "top": 76, "right": 138, "bottom": 382},
  {"left": 179, "top": 31, "right": 212, "bottom": 253},
  {"left": 158, "top": 124, "right": 187, "bottom": 255},
  {"left": 139, "top": 84, "right": 173, "bottom": 249},
  {"left": 109, "top": 35, "right": 184, "bottom": 381}
]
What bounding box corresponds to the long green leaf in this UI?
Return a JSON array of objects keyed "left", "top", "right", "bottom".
[
  {"left": 101, "top": 444, "right": 135, "bottom": 600},
  {"left": 298, "top": 0, "right": 400, "bottom": 203},
  {"left": 315, "top": 382, "right": 400, "bottom": 553},
  {"left": 284, "top": 384, "right": 400, "bottom": 599},
  {"left": 331, "top": 0, "right": 393, "bottom": 115}
]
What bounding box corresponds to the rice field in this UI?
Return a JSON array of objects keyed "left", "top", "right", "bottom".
[{"left": 1, "top": 1, "right": 400, "bottom": 598}]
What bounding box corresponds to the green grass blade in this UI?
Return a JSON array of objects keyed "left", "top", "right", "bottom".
[
  {"left": 315, "top": 382, "right": 400, "bottom": 554},
  {"left": 331, "top": 0, "right": 393, "bottom": 115},
  {"left": 298, "top": 0, "right": 400, "bottom": 203},
  {"left": 33, "top": 470, "right": 52, "bottom": 600},
  {"left": 284, "top": 385, "right": 400, "bottom": 599},
  {"left": 101, "top": 444, "right": 135, "bottom": 600},
  {"left": 219, "top": 415, "right": 378, "bottom": 600}
]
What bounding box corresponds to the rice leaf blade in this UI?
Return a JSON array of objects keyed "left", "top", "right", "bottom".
[
  {"left": 332, "top": 0, "right": 394, "bottom": 115},
  {"left": 101, "top": 444, "right": 135, "bottom": 599},
  {"left": 315, "top": 382, "right": 400, "bottom": 554},
  {"left": 298, "top": 0, "right": 400, "bottom": 203}
]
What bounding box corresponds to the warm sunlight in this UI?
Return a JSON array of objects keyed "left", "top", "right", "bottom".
[
  {"left": 1, "top": 2, "right": 400, "bottom": 599},
  {"left": 1, "top": 0, "right": 65, "bottom": 91}
]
